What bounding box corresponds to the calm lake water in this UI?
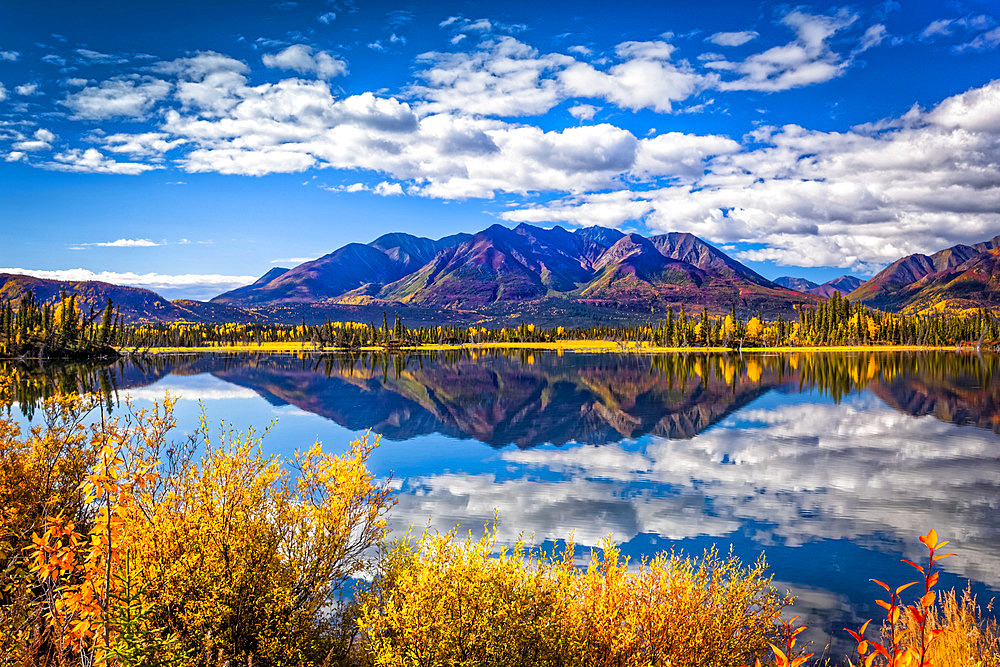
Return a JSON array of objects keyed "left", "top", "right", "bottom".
[{"left": 5, "top": 349, "right": 1000, "bottom": 657}]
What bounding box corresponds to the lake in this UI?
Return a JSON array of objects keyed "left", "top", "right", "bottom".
[{"left": 4, "top": 349, "right": 999, "bottom": 658}]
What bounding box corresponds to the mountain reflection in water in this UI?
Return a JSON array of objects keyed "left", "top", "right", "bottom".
[
  {"left": 5, "top": 349, "right": 997, "bottom": 443},
  {"left": 2, "top": 349, "right": 999, "bottom": 655}
]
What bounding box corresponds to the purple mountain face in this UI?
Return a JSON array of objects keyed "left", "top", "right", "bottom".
[
  {"left": 849, "top": 234, "right": 1000, "bottom": 311},
  {"left": 212, "top": 223, "right": 821, "bottom": 317},
  {"left": 807, "top": 275, "right": 863, "bottom": 298},
  {"left": 5, "top": 228, "right": 998, "bottom": 325}
]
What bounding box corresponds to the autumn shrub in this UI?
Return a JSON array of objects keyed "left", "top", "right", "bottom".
[
  {"left": 562, "top": 539, "right": 790, "bottom": 667},
  {"left": 3, "top": 388, "right": 395, "bottom": 667},
  {"left": 894, "top": 587, "right": 1000, "bottom": 667},
  {"left": 0, "top": 385, "right": 103, "bottom": 666},
  {"left": 844, "top": 529, "right": 1000, "bottom": 667},
  {"left": 131, "top": 416, "right": 395, "bottom": 666},
  {"left": 359, "top": 521, "right": 567, "bottom": 666},
  {"left": 358, "top": 521, "right": 791, "bottom": 667}
]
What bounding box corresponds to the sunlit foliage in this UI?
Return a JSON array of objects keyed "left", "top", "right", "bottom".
[
  {"left": 1, "top": 389, "right": 395, "bottom": 667},
  {"left": 1, "top": 292, "right": 119, "bottom": 358},
  {"left": 359, "top": 521, "right": 791, "bottom": 667},
  {"left": 114, "top": 295, "right": 1000, "bottom": 351}
]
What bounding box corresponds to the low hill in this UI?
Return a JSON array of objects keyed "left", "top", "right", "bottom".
[
  {"left": 808, "top": 275, "right": 863, "bottom": 298},
  {"left": 0, "top": 274, "right": 258, "bottom": 324},
  {"left": 774, "top": 275, "right": 861, "bottom": 297}
]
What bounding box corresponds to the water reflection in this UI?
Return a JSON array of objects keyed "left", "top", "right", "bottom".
[
  {"left": 2, "top": 349, "right": 998, "bottom": 655},
  {"left": 3, "top": 349, "right": 999, "bottom": 441}
]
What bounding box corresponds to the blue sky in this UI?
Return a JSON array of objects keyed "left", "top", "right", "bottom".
[{"left": 1, "top": 0, "right": 999, "bottom": 299}]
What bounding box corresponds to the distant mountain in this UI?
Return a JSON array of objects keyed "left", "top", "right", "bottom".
[
  {"left": 774, "top": 275, "right": 862, "bottom": 297},
  {"left": 215, "top": 223, "right": 820, "bottom": 317},
  {"left": 774, "top": 276, "right": 819, "bottom": 292},
  {"left": 12, "top": 228, "right": 998, "bottom": 327},
  {"left": 0, "top": 274, "right": 261, "bottom": 324},
  {"left": 808, "top": 275, "right": 863, "bottom": 298},
  {"left": 212, "top": 232, "right": 472, "bottom": 306},
  {"left": 849, "top": 234, "right": 1000, "bottom": 312}
]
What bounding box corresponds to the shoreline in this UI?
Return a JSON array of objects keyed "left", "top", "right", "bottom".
[{"left": 131, "top": 341, "right": 982, "bottom": 354}]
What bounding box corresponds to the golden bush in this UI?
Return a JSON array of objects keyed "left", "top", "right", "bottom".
[
  {"left": 358, "top": 521, "right": 790, "bottom": 667},
  {"left": 2, "top": 389, "right": 394, "bottom": 667}
]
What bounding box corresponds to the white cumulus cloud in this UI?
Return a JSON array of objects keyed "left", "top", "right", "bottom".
[
  {"left": 0, "top": 267, "right": 257, "bottom": 290},
  {"left": 707, "top": 31, "right": 759, "bottom": 47},
  {"left": 63, "top": 77, "right": 172, "bottom": 120},
  {"left": 707, "top": 9, "right": 857, "bottom": 91},
  {"left": 51, "top": 148, "right": 160, "bottom": 174},
  {"left": 262, "top": 44, "right": 347, "bottom": 79}
]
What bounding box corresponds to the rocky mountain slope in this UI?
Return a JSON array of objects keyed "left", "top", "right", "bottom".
[{"left": 213, "top": 223, "right": 817, "bottom": 317}]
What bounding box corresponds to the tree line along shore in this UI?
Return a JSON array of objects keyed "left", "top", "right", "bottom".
[{"left": 4, "top": 289, "right": 993, "bottom": 357}]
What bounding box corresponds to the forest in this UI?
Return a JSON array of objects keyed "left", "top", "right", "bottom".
[
  {"left": 0, "top": 291, "right": 122, "bottom": 359},
  {"left": 91, "top": 292, "right": 1000, "bottom": 351}
]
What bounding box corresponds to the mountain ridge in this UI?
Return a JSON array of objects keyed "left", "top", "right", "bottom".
[
  {"left": 848, "top": 234, "right": 1000, "bottom": 312},
  {"left": 212, "top": 223, "right": 819, "bottom": 317},
  {"left": 4, "top": 228, "right": 999, "bottom": 326}
]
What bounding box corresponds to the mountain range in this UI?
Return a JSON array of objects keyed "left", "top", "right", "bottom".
[
  {"left": 847, "top": 235, "right": 1000, "bottom": 312},
  {"left": 210, "top": 223, "right": 820, "bottom": 321},
  {"left": 2, "top": 225, "right": 999, "bottom": 324}
]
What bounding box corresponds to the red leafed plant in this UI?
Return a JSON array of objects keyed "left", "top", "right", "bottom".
[
  {"left": 845, "top": 529, "right": 954, "bottom": 667},
  {"left": 749, "top": 615, "right": 815, "bottom": 667}
]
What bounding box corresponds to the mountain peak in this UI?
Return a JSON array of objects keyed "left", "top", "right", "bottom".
[{"left": 211, "top": 223, "right": 824, "bottom": 316}]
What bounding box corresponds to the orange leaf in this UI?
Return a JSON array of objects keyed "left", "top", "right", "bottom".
[
  {"left": 769, "top": 642, "right": 788, "bottom": 663},
  {"left": 902, "top": 559, "right": 924, "bottom": 575},
  {"left": 871, "top": 641, "right": 889, "bottom": 658},
  {"left": 871, "top": 578, "right": 891, "bottom": 592},
  {"left": 920, "top": 591, "right": 936, "bottom": 608},
  {"left": 896, "top": 581, "right": 917, "bottom": 595},
  {"left": 919, "top": 529, "right": 938, "bottom": 550}
]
